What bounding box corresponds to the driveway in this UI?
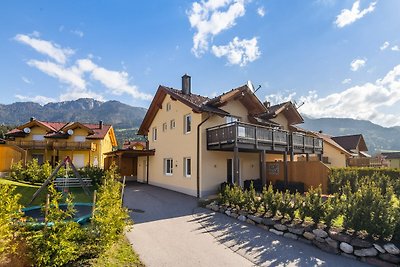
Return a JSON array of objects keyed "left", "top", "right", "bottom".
[{"left": 124, "top": 183, "right": 369, "bottom": 267}]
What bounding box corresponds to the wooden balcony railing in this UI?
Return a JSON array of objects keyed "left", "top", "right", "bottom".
[
  {"left": 206, "top": 121, "right": 323, "bottom": 153},
  {"left": 6, "top": 140, "right": 96, "bottom": 151}
]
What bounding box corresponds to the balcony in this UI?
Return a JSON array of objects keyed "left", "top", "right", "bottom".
[
  {"left": 206, "top": 121, "right": 323, "bottom": 154},
  {"left": 6, "top": 140, "right": 52, "bottom": 150},
  {"left": 6, "top": 140, "right": 96, "bottom": 151},
  {"left": 53, "top": 141, "right": 96, "bottom": 151}
]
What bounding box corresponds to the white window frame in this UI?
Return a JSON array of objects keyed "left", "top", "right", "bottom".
[
  {"left": 184, "top": 157, "right": 191, "bottom": 178},
  {"left": 166, "top": 102, "right": 171, "bottom": 111},
  {"left": 152, "top": 127, "right": 157, "bottom": 141},
  {"left": 226, "top": 116, "right": 239, "bottom": 124},
  {"left": 163, "top": 122, "right": 167, "bottom": 132},
  {"left": 164, "top": 158, "right": 173, "bottom": 176},
  {"left": 184, "top": 114, "right": 191, "bottom": 134},
  {"left": 170, "top": 119, "right": 176, "bottom": 129}
]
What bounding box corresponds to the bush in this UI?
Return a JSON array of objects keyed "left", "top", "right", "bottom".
[
  {"left": 10, "top": 160, "right": 24, "bottom": 181},
  {"left": 280, "top": 190, "right": 302, "bottom": 221},
  {"left": 322, "top": 194, "right": 343, "bottom": 228},
  {"left": 342, "top": 179, "right": 399, "bottom": 239},
  {"left": 0, "top": 184, "right": 22, "bottom": 262},
  {"left": 78, "top": 165, "right": 105, "bottom": 186},
  {"left": 90, "top": 163, "right": 131, "bottom": 251},
  {"left": 299, "top": 186, "right": 324, "bottom": 224},
  {"left": 27, "top": 186, "right": 85, "bottom": 266},
  {"left": 260, "top": 184, "right": 282, "bottom": 217}
]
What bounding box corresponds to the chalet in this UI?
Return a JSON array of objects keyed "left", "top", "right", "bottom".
[
  {"left": 3, "top": 118, "right": 117, "bottom": 169},
  {"left": 136, "top": 75, "right": 325, "bottom": 197}
]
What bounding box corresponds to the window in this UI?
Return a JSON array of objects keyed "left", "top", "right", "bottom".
[
  {"left": 170, "top": 119, "right": 176, "bottom": 129},
  {"left": 163, "top": 123, "right": 167, "bottom": 132},
  {"left": 184, "top": 114, "right": 191, "bottom": 134},
  {"left": 32, "top": 135, "right": 44, "bottom": 141},
  {"left": 166, "top": 102, "right": 171, "bottom": 111},
  {"left": 226, "top": 116, "right": 239, "bottom": 124},
  {"left": 74, "top": 135, "right": 86, "bottom": 142},
  {"left": 32, "top": 154, "right": 44, "bottom": 165},
  {"left": 152, "top": 127, "right": 157, "bottom": 141},
  {"left": 164, "top": 158, "right": 173, "bottom": 175},
  {"left": 184, "top": 157, "right": 191, "bottom": 177}
]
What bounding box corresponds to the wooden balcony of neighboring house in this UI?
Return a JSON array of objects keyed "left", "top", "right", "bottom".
[
  {"left": 6, "top": 140, "right": 52, "bottom": 150},
  {"left": 348, "top": 157, "right": 389, "bottom": 168},
  {"left": 206, "top": 121, "right": 323, "bottom": 154},
  {"left": 52, "top": 141, "right": 97, "bottom": 151}
]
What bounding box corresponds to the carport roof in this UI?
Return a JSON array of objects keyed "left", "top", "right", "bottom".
[{"left": 104, "top": 149, "right": 155, "bottom": 158}]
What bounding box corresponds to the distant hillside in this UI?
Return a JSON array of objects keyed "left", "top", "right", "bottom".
[
  {"left": 0, "top": 98, "right": 147, "bottom": 129},
  {"left": 302, "top": 116, "right": 400, "bottom": 155}
]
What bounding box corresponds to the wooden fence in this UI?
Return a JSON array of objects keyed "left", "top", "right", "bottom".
[{"left": 266, "top": 161, "right": 330, "bottom": 193}]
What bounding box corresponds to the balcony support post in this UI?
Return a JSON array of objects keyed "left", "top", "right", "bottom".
[
  {"left": 259, "top": 150, "right": 266, "bottom": 186},
  {"left": 233, "top": 146, "right": 239, "bottom": 185},
  {"left": 283, "top": 152, "right": 288, "bottom": 189},
  {"left": 306, "top": 154, "right": 309, "bottom": 162}
]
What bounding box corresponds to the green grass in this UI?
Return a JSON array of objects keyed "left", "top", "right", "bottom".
[
  {"left": 0, "top": 178, "right": 95, "bottom": 207},
  {"left": 90, "top": 236, "right": 144, "bottom": 267}
]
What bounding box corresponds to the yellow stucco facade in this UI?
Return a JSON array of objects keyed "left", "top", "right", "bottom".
[{"left": 4, "top": 121, "right": 116, "bottom": 170}]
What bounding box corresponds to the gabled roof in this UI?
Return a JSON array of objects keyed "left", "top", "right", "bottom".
[
  {"left": 260, "top": 102, "right": 303, "bottom": 125},
  {"left": 331, "top": 134, "right": 368, "bottom": 152},
  {"left": 138, "top": 85, "right": 230, "bottom": 135},
  {"left": 6, "top": 119, "right": 115, "bottom": 144}
]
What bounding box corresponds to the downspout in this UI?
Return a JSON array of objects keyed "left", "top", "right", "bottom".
[
  {"left": 145, "top": 136, "right": 150, "bottom": 184},
  {"left": 197, "top": 113, "right": 212, "bottom": 198}
]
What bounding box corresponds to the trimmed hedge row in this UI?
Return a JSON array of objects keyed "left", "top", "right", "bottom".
[
  {"left": 328, "top": 167, "right": 400, "bottom": 196},
  {"left": 219, "top": 179, "right": 400, "bottom": 241}
]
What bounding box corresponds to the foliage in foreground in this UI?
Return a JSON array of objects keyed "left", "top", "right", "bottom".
[
  {"left": 219, "top": 178, "right": 400, "bottom": 240},
  {"left": 0, "top": 184, "right": 22, "bottom": 262}
]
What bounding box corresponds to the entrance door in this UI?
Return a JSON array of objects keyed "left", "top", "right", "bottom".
[{"left": 227, "top": 158, "right": 240, "bottom": 184}]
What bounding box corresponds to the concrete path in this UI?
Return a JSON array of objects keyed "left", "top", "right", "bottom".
[{"left": 124, "top": 183, "right": 369, "bottom": 267}]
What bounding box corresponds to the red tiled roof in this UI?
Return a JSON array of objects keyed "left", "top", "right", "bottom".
[{"left": 6, "top": 119, "right": 112, "bottom": 139}]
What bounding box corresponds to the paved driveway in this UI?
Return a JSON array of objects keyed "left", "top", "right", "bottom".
[{"left": 124, "top": 183, "right": 369, "bottom": 267}]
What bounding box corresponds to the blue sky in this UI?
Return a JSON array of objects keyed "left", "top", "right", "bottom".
[{"left": 1, "top": 0, "right": 400, "bottom": 126}]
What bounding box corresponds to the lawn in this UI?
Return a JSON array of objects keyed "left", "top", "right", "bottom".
[{"left": 0, "top": 178, "right": 95, "bottom": 207}]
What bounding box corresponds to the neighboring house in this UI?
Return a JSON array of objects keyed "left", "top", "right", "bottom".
[
  {"left": 331, "top": 134, "right": 370, "bottom": 167},
  {"left": 4, "top": 118, "right": 117, "bottom": 168},
  {"left": 0, "top": 138, "right": 25, "bottom": 174},
  {"left": 311, "top": 132, "right": 352, "bottom": 167},
  {"left": 137, "top": 74, "right": 324, "bottom": 197},
  {"left": 381, "top": 152, "right": 400, "bottom": 169}
]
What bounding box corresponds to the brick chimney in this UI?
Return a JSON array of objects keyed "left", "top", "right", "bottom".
[{"left": 182, "top": 74, "right": 191, "bottom": 95}]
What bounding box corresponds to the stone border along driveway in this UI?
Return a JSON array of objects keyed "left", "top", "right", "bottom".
[
  {"left": 207, "top": 202, "right": 400, "bottom": 267},
  {"left": 124, "top": 183, "right": 370, "bottom": 267}
]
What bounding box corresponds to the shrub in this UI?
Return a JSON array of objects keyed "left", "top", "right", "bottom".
[
  {"left": 90, "top": 163, "right": 131, "bottom": 251},
  {"left": 78, "top": 165, "right": 105, "bottom": 186},
  {"left": 322, "top": 194, "right": 343, "bottom": 228},
  {"left": 0, "top": 184, "right": 22, "bottom": 262},
  {"left": 261, "top": 184, "right": 282, "bottom": 217},
  {"left": 243, "top": 182, "right": 259, "bottom": 213},
  {"left": 280, "top": 190, "right": 302, "bottom": 221},
  {"left": 9, "top": 160, "right": 24, "bottom": 181},
  {"left": 343, "top": 179, "right": 398, "bottom": 239},
  {"left": 299, "top": 186, "right": 324, "bottom": 224},
  {"left": 27, "top": 186, "right": 84, "bottom": 266}
]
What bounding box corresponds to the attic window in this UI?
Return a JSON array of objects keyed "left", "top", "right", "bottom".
[
  {"left": 166, "top": 102, "right": 172, "bottom": 111},
  {"left": 226, "top": 116, "right": 239, "bottom": 124}
]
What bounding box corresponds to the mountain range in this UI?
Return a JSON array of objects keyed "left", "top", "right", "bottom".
[{"left": 0, "top": 98, "right": 398, "bottom": 154}]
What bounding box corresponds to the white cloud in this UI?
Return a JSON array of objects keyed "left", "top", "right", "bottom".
[
  {"left": 21, "top": 76, "right": 32, "bottom": 84},
  {"left": 211, "top": 37, "right": 260, "bottom": 66},
  {"left": 187, "top": 0, "right": 247, "bottom": 57},
  {"left": 71, "top": 30, "right": 84, "bottom": 38},
  {"left": 14, "top": 34, "right": 74, "bottom": 64},
  {"left": 15, "top": 94, "right": 56, "bottom": 105},
  {"left": 27, "top": 60, "right": 86, "bottom": 89},
  {"left": 270, "top": 64, "right": 400, "bottom": 127},
  {"left": 16, "top": 33, "right": 152, "bottom": 103},
  {"left": 350, "top": 58, "right": 366, "bottom": 71},
  {"left": 380, "top": 41, "right": 390, "bottom": 50},
  {"left": 257, "top": 7, "right": 265, "bottom": 17},
  {"left": 391, "top": 45, "right": 400, "bottom": 51},
  {"left": 334, "top": 0, "right": 376, "bottom": 28},
  {"left": 342, "top": 78, "right": 352, "bottom": 84},
  {"left": 265, "top": 91, "right": 297, "bottom": 105}
]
